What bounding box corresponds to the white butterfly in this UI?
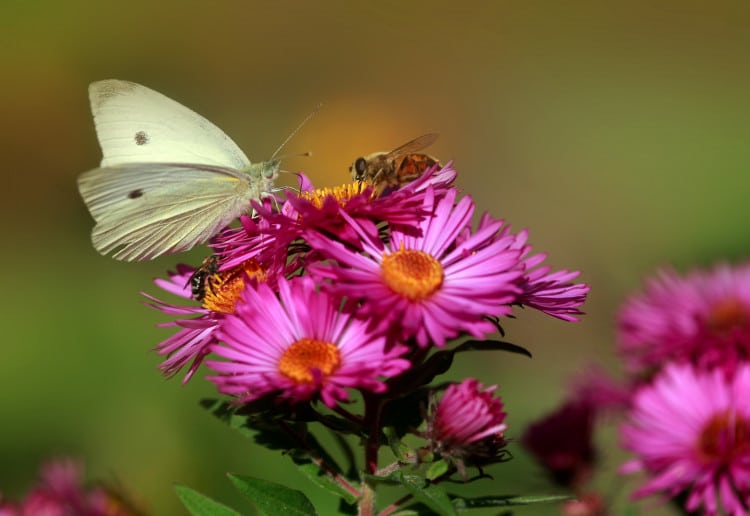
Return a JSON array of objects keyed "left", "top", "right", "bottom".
[{"left": 78, "top": 79, "right": 280, "bottom": 261}]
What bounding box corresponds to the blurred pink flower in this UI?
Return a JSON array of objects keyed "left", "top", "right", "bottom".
[
  {"left": 621, "top": 363, "right": 750, "bottom": 515},
  {"left": 0, "top": 458, "right": 138, "bottom": 516},
  {"left": 618, "top": 262, "right": 750, "bottom": 377}
]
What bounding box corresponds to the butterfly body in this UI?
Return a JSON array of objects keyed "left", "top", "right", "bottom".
[{"left": 78, "top": 79, "right": 279, "bottom": 261}]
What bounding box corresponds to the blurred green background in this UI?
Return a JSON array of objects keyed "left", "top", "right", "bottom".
[{"left": 1, "top": 1, "right": 749, "bottom": 514}]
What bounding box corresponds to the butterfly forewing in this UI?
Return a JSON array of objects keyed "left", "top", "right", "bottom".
[{"left": 89, "top": 80, "right": 252, "bottom": 169}]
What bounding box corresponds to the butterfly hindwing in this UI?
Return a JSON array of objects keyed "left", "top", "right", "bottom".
[{"left": 79, "top": 164, "right": 255, "bottom": 261}]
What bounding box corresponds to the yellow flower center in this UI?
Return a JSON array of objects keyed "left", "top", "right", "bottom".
[
  {"left": 202, "top": 260, "right": 267, "bottom": 314},
  {"left": 381, "top": 246, "right": 444, "bottom": 301},
  {"left": 698, "top": 409, "right": 750, "bottom": 462},
  {"left": 299, "top": 182, "right": 369, "bottom": 209},
  {"left": 277, "top": 338, "right": 341, "bottom": 384},
  {"left": 706, "top": 297, "right": 749, "bottom": 336}
]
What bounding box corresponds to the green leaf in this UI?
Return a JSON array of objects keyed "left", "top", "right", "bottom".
[
  {"left": 398, "top": 473, "right": 457, "bottom": 516},
  {"left": 450, "top": 494, "right": 573, "bottom": 508},
  {"left": 227, "top": 473, "right": 318, "bottom": 516},
  {"left": 455, "top": 339, "right": 532, "bottom": 358},
  {"left": 425, "top": 459, "right": 449, "bottom": 481},
  {"left": 174, "top": 485, "right": 241, "bottom": 516},
  {"left": 296, "top": 462, "right": 359, "bottom": 505}
]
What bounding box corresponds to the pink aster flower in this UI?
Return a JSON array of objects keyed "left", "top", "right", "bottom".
[
  {"left": 207, "top": 276, "right": 412, "bottom": 408},
  {"left": 213, "top": 166, "right": 456, "bottom": 270},
  {"left": 621, "top": 362, "right": 750, "bottom": 515},
  {"left": 307, "top": 187, "right": 524, "bottom": 348},
  {"left": 423, "top": 378, "right": 508, "bottom": 470},
  {"left": 466, "top": 212, "right": 589, "bottom": 321},
  {"left": 145, "top": 258, "right": 279, "bottom": 384},
  {"left": 618, "top": 262, "right": 750, "bottom": 376}
]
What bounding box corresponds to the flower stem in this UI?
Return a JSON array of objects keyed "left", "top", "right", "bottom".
[{"left": 363, "top": 392, "right": 385, "bottom": 474}]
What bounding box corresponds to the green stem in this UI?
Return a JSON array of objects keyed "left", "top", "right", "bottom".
[{"left": 359, "top": 481, "right": 376, "bottom": 516}]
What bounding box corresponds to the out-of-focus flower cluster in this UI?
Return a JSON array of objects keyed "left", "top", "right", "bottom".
[
  {"left": 522, "top": 261, "right": 750, "bottom": 516},
  {"left": 146, "top": 164, "right": 588, "bottom": 469},
  {"left": 0, "top": 458, "right": 139, "bottom": 516}
]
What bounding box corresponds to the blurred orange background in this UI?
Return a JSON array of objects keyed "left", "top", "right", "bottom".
[{"left": 1, "top": 1, "right": 749, "bottom": 514}]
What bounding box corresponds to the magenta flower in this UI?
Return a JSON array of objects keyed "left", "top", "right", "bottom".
[
  {"left": 621, "top": 363, "right": 750, "bottom": 515},
  {"left": 308, "top": 187, "right": 524, "bottom": 347},
  {"left": 145, "top": 259, "right": 277, "bottom": 384},
  {"left": 213, "top": 166, "right": 456, "bottom": 270},
  {"left": 207, "top": 276, "right": 412, "bottom": 408},
  {"left": 423, "top": 378, "right": 508, "bottom": 467},
  {"left": 466, "top": 212, "right": 589, "bottom": 321},
  {"left": 618, "top": 262, "right": 750, "bottom": 376}
]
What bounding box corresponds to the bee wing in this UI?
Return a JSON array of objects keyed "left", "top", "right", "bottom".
[
  {"left": 385, "top": 133, "right": 439, "bottom": 159},
  {"left": 89, "top": 79, "right": 251, "bottom": 169},
  {"left": 78, "top": 163, "right": 256, "bottom": 261}
]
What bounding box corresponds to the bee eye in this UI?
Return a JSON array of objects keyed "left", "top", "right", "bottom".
[{"left": 355, "top": 158, "right": 367, "bottom": 175}]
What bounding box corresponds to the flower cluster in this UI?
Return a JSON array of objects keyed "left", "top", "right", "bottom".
[
  {"left": 614, "top": 262, "right": 750, "bottom": 515},
  {"left": 146, "top": 163, "right": 588, "bottom": 506}
]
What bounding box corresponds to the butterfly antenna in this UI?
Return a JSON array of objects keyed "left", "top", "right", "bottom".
[{"left": 271, "top": 103, "right": 323, "bottom": 160}]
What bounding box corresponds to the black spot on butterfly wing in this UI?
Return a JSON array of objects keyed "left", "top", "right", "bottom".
[{"left": 134, "top": 131, "right": 149, "bottom": 145}]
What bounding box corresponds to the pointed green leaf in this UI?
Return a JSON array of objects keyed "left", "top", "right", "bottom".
[
  {"left": 296, "top": 462, "right": 359, "bottom": 505},
  {"left": 227, "top": 473, "right": 317, "bottom": 516},
  {"left": 398, "top": 473, "right": 457, "bottom": 516},
  {"left": 174, "top": 485, "right": 240, "bottom": 516},
  {"left": 455, "top": 339, "right": 532, "bottom": 358}
]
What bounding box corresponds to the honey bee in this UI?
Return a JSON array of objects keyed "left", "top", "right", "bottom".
[
  {"left": 188, "top": 255, "right": 219, "bottom": 301},
  {"left": 350, "top": 133, "right": 440, "bottom": 194}
]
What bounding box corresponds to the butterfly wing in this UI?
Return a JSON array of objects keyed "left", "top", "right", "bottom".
[
  {"left": 78, "top": 163, "right": 257, "bottom": 261},
  {"left": 89, "top": 79, "right": 251, "bottom": 169}
]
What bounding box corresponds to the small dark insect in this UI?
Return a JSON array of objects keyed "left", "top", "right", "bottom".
[
  {"left": 188, "top": 255, "right": 219, "bottom": 301},
  {"left": 128, "top": 189, "right": 144, "bottom": 199}
]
